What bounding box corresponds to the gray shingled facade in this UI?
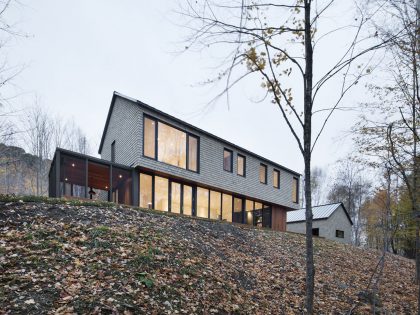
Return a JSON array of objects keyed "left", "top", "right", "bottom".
[{"left": 100, "top": 94, "right": 300, "bottom": 209}]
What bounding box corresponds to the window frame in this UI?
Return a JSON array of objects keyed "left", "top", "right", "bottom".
[
  {"left": 259, "top": 163, "right": 267, "bottom": 184},
  {"left": 223, "top": 148, "right": 233, "bottom": 173},
  {"left": 237, "top": 154, "right": 246, "bottom": 177},
  {"left": 336, "top": 230, "right": 344, "bottom": 238},
  {"left": 273, "top": 169, "right": 280, "bottom": 189},
  {"left": 292, "top": 176, "right": 299, "bottom": 203},
  {"left": 142, "top": 115, "right": 200, "bottom": 173}
]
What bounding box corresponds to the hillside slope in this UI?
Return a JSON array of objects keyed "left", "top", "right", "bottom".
[{"left": 0, "top": 199, "right": 416, "bottom": 314}]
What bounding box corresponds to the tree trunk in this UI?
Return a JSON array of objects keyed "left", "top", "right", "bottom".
[{"left": 304, "top": 1, "right": 314, "bottom": 313}]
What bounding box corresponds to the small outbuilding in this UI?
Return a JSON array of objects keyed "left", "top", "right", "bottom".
[{"left": 286, "top": 203, "right": 353, "bottom": 244}]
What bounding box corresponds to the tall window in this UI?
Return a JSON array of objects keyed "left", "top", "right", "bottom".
[
  {"left": 188, "top": 135, "right": 198, "bottom": 172},
  {"left": 158, "top": 122, "right": 186, "bottom": 168},
  {"left": 197, "top": 187, "right": 209, "bottom": 218},
  {"left": 292, "top": 177, "right": 299, "bottom": 203},
  {"left": 144, "top": 118, "right": 156, "bottom": 158},
  {"left": 183, "top": 185, "right": 193, "bottom": 216},
  {"left": 171, "top": 182, "right": 181, "bottom": 214},
  {"left": 210, "top": 190, "right": 221, "bottom": 220},
  {"left": 154, "top": 176, "right": 169, "bottom": 211},
  {"left": 139, "top": 173, "right": 153, "bottom": 208},
  {"left": 246, "top": 199, "right": 254, "bottom": 225},
  {"left": 259, "top": 164, "right": 267, "bottom": 184},
  {"left": 273, "top": 169, "right": 280, "bottom": 188},
  {"left": 233, "top": 197, "right": 243, "bottom": 223},
  {"left": 111, "top": 141, "right": 116, "bottom": 163},
  {"left": 223, "top": 149, "right": 233, "bottom": 172},
  {"left": 237, "top": 154, "right": 245, "bottom": 177},
  {"left": 143, "top": 116, "right": 199, "bottom": 172},
  {"left": 222, "top": 194, "right": 232, "bottom": 222}
]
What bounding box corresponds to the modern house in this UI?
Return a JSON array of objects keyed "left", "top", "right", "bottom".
[
  {"left": 286, "top": 203, "right": 353, "bottom": 243},
  {"left": 49, "top": 92, "right": 301, "bottom": 231}
]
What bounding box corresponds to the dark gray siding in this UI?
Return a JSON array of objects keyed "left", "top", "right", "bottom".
[{"left": 101, "top": 95, "right": 300, "bottom": 209}]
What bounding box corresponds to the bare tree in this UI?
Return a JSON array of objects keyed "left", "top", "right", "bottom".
[
  {"left": 352, "top": 0, "right": 419, "bottom": 309},
  {"left": 178, "top": 0, "right": 394, "bottom": 311},
  {"left": 327, "top": 158, "right": 371, "bottom": 246},
  {"left": 22, "top": 104, "right": 54, "bottom": 196},
  {"left": 309, "top": 166, "right": 326, "bottom": 206}
]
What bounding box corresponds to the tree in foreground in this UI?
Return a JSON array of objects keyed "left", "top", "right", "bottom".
[{"left": 178, "top": 0, "right": 393, "bottom": 312}]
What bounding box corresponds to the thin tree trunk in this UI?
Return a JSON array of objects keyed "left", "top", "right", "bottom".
[
  {"left": 413, "top": 3, "right": 419, "bottom": 313},
  {"left": 304, "top": 1, "right": 314, "bottom": 313}
]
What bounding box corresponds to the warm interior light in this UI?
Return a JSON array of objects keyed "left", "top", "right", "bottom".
[
  {"left": 105, "top": 186, "right": 108, "bottom": 189},
  {"left": 118, "top": 174, "right": 123, "bottom": 178},
  {"left": 71, "top": 163, "right": 75, "bottom": 167}
]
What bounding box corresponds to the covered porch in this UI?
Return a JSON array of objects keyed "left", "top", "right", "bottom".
[{"left": 48, "top": 148, "right": 137, "bottom": 206}]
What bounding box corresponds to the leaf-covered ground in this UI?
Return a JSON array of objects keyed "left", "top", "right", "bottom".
[{"left": 0, "top": 199, "right": 417, "bottom": 314}]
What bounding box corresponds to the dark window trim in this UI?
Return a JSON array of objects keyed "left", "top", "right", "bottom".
[
  {"left": 336, "top": 230, "right": 344, "bottom": 238},
  {"left": 273, "top": 169, "right": 280, "bottom": 189},
  {"left": 142, "top": 114, "right": 200, "bottom": 173},
  {"left": 187, "top": 134, "right": 200, "bottom": 172},
  {"left": 259, "top": 163, "right": 267, "bottom": 184},
  {"left": 237, "top": 154, "right": 246, "bottom": 177},
  {"left": 292, "top": 176, "right": 299, "bottom": 204},
  {"left": 223, "top": 148, "right": 233, "bottom": 173}
]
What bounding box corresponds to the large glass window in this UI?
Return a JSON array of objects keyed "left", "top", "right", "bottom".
[
  {"left": 246, "top": 199, "right": 254, "bottom": 225},
  {"left": 154, "top": 176, "right": 169, "bottom": 211},
  {"left": 254, "top": 202, "right": 263, "bottom": 227},
  {"left": 60, "top": 155, "right": 86, "bottom": 198},
  {"left": 223, "top": 149, "right": 233, "bottom": 172},
  {"left": 143, "top": 117, "right": 198, "bottom": 172},
  {"left": 188, "top": 136, "right": 198, "bottom": 172},
  {"left": 139, "top": 173, "right": 153, "bottom": 208},
  {"left": 158, "top": 122, "right": 187, "bottom": 169},
  {"left": 273, "top": 169, "right": 280, "bottom": 188},
  {"left": 233, "top": 197, "right": 243, "bottom": 223},
  {"left": 210, "top": 190, "right": 221, "bottom": 220},
  {"left": 237, "top": 154, "right": 245, "bottom": 177},
  {"left": 171, "top": 182, "right": 181, "bottom": 214},
  {"left": 259, "top": 164, "right": 267, "bottom": 184},
  {"left": 222, "top": 194, "right": 232, "bottom": 222},
  {"left": 88, "top": 162, "right": 110, "bottom": 201},
  {"left": 144, "top": 117, "right": 156, "bottom": 158},
  {"left": 197, "top": 187, "right": 209, "bottom": 218},
  {"left": 112, "top": 167, "right": 132, "bottom": 205},
  {"left": 183, "top": 185, "right": 193, "bottom": 216},
  {"left": 292, "top": 177, "right": 299, "bottom": 203}
]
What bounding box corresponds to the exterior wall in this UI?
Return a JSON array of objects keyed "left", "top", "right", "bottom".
[
  {"left": 271, "top": 205, "right": 287, "bottom": 231},
  {"left": 101, "top": 95, "right": 300, "bottom": 208},
  {"left": 286, "top": 206, "right": 352, "bottom": 244}
]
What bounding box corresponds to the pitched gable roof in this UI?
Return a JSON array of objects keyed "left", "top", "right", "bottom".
[
  {"left": 287, "top": 202, "right": 353, "bottom": 225},
  {"left": 98, "top": 91, "right": 301, "bottom": 176}
]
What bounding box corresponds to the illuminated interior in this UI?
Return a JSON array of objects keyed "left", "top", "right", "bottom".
[
  {"left": 209, "top": 190, "right": 221, "bottom": 220},
  {"left": 196, "top": 187, "right": 209, "bottom": 218},
  {"left": 154, "top": 176, "right": 169, "bottom": 211},
  {"left": 139, "top": 173, "right": 153, "bottom": 208},
  {"left": 158, "top": 122, "right": 187, "bottom": 169}
]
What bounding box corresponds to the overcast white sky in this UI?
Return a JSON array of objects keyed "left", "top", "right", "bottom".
[{"left": 4, "top": 1, "right": 374, "bottom": 174}]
